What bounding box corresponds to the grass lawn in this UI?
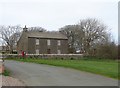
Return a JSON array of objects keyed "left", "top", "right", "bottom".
[{"left": 6, "top": 58, "right": 119, "bottom": 79}]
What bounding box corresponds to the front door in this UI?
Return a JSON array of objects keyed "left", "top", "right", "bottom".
[{"left": 47, "top": 49, "right": 51, "bottom": 54}]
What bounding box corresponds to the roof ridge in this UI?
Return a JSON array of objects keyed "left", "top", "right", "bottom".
[{"left": 26, "top": 31, "right": 68, "bottom": 39}]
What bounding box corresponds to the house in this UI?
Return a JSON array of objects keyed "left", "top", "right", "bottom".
[{"left": 17, "top": 26, "right": 68, "bottom": 54}]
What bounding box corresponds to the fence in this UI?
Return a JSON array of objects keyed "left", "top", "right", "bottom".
[{"left": 2, "top": 54, "right": 83, "bottom": 60}]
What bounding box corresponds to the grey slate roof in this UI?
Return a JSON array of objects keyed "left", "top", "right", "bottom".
[{"left": 26, "top": 32, "right": 68, "bottom": 39}]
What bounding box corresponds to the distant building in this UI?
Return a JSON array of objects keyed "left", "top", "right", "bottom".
[
  {"left": 0, "top": 45, "right": 9, "bottom": 53},
  {"left": 17, "top": 26, "right": 68, "bottom": 54}
]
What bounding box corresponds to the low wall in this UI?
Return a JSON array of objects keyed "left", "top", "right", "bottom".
[{"left": 2, "top": 54, "right": 83, "bottom": 60}]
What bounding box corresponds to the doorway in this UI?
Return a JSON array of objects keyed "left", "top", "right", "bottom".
[{"left": 47, "top": 49, "right": 51, "bottom": 54}]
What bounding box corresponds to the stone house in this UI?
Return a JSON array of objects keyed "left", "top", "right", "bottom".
[{"left": 17, "top": 26, "right": 68, "bottom": 54}]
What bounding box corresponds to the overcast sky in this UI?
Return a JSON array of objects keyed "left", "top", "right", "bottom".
[{"left": 0, "top": 0, "right": 119, "bottom": 43}]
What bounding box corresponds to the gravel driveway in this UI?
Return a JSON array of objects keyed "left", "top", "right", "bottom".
[
  {"left": 4, "top": 60, "right": 118, "bottom": 86},
  {"left": 2, "top": 76, "right": 25, "bottom": 86}
]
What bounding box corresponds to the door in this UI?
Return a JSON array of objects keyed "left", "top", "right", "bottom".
[{"left": 47, "top": 49, "right": 51, "bottom": 54}]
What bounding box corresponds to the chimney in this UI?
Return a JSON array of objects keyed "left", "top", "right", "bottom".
[{"left": 23, "top": 25, "right": 28, "bottom": 32}]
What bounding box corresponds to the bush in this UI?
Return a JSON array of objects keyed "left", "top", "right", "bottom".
[
  {"left": 94, "top": 42, "right": 118, "bottom": 59},
  {"left": 2, "top": 70, "right": 10, "bottom": 76}
]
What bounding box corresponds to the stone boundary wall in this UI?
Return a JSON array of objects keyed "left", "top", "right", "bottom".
[{"left": 2, "top": 54, "right": 83, "bottom": 60}]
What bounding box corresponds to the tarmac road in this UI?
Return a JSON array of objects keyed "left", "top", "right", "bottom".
[{"left": 4, "top": 60, "right": 118, "bottom": 86}]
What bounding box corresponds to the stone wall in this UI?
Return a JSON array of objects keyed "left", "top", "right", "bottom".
[{"left": 3, "top": 54, "right": 83, "bottom": 60}]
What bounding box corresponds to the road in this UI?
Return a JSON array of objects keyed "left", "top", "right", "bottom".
[{"left": 5, "top": 60, "right": 118, "bottom": 86}]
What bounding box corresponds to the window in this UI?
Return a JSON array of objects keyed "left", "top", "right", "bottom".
[
  {"left": 57, "top": 40, "right": 61, "bottom": 46},
  {"left": 36, "top": 39, "right": 39, "bottom": 45},
  {"left": 36, "top": 49, "right": 39, "bottom": 54},
  {"left": 47, "top": 40, "right": 51, "bottom": 45},
  {"left": 57, "top": 50, "right": 61, "bottom": 54}
]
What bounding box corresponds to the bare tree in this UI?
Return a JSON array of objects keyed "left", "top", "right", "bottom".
[
  {"left": 27, "top": 26, "right": 47, "bottom": 32},
  {"left": 78, "top": 18, "right": 110, "bottom": 54},
  {"left": 0, "top": 25, "right": 22, "bottom": 53},
  {"left": 59, "top": 25, "right": 84, "bottom": 53},
  {"left": 59, "top": 25, "right": 75, "bottom": 52},
  {"left": 59, "top": 18, "right": 110, "bottom": 54}
]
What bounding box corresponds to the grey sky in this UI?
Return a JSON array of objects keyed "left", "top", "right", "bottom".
[{"left": 0, "top": 0, "right": 118, "bottom": 43}]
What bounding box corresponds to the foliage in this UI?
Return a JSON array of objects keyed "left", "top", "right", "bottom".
[
  {"left": 118, "top": 45, "right": 120, "bottom": 59},
  {"left": 2, "top": 69, "right": 10, "bottom": 76},
  {"left": 27, "top": 26, "right": 47, "bottom": 32},
  {"left": 94, "top": 42, "right": 118, "bottom": 59},
  {"left": 59, "top": 18, "right": 117, "bottom": 59},
  {"left": 60, "top": 18, "right": 109, "bottom": 54},
  {"left": 60, "top": 25, "right": 84, "bottom": 53}
]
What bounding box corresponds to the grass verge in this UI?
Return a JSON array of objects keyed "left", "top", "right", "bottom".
[
  {"left": 2, "top": 69, "right": 10, "bottom": 76},
  {"left": 6, "top": 58, "right": 119, "bottom": 79}
]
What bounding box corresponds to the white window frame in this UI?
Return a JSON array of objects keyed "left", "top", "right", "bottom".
[
  {"left": 57, "top": 50, "right": 61, "bottom": 54},
  {"left": 57, "top": 40, "right": 61, "bottom": 46},
  {"left": 47, "top": 40, "right": 51, "bottom": 46},
  {"left": 36, "top": 49, "right": 39, "bottom": 54},
  {"left": 36, "top": 39, "right": 39, "bottom": 45}
]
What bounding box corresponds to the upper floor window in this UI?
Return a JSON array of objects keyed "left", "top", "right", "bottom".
[
  {"left": 58, "top": 40, "right": 61, "bottom": 46},
  {"left": 36, "top": 39, "right": 39, "bottom": 45},
  {"left": 47, "top": 40, "right": 51, "bottom": 45}
]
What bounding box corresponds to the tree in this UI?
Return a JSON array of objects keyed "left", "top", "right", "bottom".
[
  {"left": 59, "top": 25, "right": 84, "bottom": 53},
  {"left": 27, "top": 26, "right": 46, "bottom": 32},
  {"left": 118, "top": 45, "right": 120, "bottom": 59},
  {"left": 95, "top": 41, "right": 118, "bottom": 59},
  {"left": 78, "top": 18, "right": 110, "bottom": 54},
  {"left": 59, "top": 18, "right": 110, "bottom": 54},
  {"left": 0, "top": 25, "right": 22, "bottom": 53},
  {"left": 10, "top": 32, "right": 22, "bottom": 53}
]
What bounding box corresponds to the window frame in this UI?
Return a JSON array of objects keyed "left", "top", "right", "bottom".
[
  {"left": 36, "top": 38, "right": 39, "bottom": 45},
  {"left": 47, "top": 39, "right": 51, "bottom": 46},
  {"left": 57, "top": 40, "right": 61, "bottom": 46}
]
